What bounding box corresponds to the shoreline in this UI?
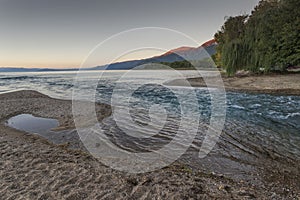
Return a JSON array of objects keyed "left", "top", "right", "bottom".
[
  {"left": 165, "top": 73, "right": 300, "bottom": 96},
  {"left": 0, "top": 90, "right": 299, "bottom": 199}
]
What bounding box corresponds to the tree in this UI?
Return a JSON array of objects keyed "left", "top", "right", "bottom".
[
  {"left": 214, "top": 0, "right": 300, "bottom": 75},
  {"left": 214, "top": 15, "right": 248, "bottom": 75}
]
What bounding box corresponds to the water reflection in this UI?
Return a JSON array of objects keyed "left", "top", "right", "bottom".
[{"left": 7, "top": 114, "right": 59, "bottom": 133}]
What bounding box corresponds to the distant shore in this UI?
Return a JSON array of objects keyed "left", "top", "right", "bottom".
[{"left": 166, "top": 73, "right": 300, "bottom": 96}]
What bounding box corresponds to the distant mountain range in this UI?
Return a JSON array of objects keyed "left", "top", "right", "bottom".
[
  {"left": 0, "top": 39, "right": 217, "bottom": 72},
  {"left": 0, "top": 67, "right": 78, "bottom": 73},
  {"left": 94, "top": 39, "right": 217, "bottom": 70}
]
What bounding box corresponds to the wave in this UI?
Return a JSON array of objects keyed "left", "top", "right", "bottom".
[
  {"left": 230, "top": 105, "right": 246, "bottom": 110},
  {"left": 0, "top": 76, "right": 36, "bottom": 80},
  {"left": 286, "top": 112, "right": 300, "bottom": 119}
]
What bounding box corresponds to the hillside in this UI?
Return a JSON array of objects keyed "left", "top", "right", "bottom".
[
  {"left": 92, "top": 39, "right": 217, "bottom": 70},
  {"left": 0, "top": 39, "right": 217, "bottom": 72}
]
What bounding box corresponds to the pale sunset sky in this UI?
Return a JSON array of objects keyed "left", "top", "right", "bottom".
[{"left": 0, "top": 0, "right": 259, "bottom": 68}]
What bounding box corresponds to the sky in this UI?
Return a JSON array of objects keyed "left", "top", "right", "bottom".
[{"left": 0, "top": 0, "right": 259, "bottom": 68}]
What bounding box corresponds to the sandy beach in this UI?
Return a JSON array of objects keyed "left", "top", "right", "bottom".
[
  {"left": 1, "top": 0, "right": 300, "bottom": 198},
  {"left": 0, "top": 90, "right": 300, "bottom": 199},
  {"left": 166, "top": 73, "right": 300, "bottom": 96}
]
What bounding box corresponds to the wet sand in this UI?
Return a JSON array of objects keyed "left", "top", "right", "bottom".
[
  {"left": 166, "top": 73, "right": 300, "bottom": 96},
  {"left": 0, "top": 90, "right": 299, "bottom": 199}
]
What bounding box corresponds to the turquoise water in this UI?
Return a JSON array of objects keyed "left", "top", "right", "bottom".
[
  {"left": 1, "top": 70, "right": 300, "bottom": 178},
  {"left": 1, "top": 70, "right": 299, "bottom": 131}
]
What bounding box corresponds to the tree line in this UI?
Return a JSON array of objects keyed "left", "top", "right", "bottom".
[{"left": 214, "top": 0, "right": 300, "bottom": 75}]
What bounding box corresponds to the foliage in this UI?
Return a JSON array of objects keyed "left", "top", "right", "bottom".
[
  {"left": 161, "top": 59, "right": 214, "bottom": 70},
  {"left": 162, "top": 61, "right": 193, "bottom": 69},
  {"left": 215, "top": 0, "right": 300, "bottom": 75}
]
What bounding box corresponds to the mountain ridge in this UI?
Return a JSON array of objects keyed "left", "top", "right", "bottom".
[
  {"left": 0, "top": 39, "right": 217, "bottom": 72},
  {"left": 94, "top": 39, "right": 217, "bottom": 70}
]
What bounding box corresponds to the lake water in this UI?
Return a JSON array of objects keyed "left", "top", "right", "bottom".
[{"left": 1, "top": 70, "right": 300, "bottom": 178}]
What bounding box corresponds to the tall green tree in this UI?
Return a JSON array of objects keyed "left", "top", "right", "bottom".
[
  {"left": 214, "top": 0, "right": 300, "bottom": 75},
  {"left": 214, "top": 15, "right": 248, "bottom": 75}
]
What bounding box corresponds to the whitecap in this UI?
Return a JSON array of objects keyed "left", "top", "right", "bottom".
[
  {"left": 230, "top": 105, "right": 245, "bottom": 110},
  {"left": 286, "top": 112, "right": 300, "bottom": 119}
]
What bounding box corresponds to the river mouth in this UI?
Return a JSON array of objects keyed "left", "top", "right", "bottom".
[{"left": 4, "top": 111, "right": 300, "bottom": 186}]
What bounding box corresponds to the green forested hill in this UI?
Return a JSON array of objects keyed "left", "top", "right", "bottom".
[{"left": 214, "top": 0, "right": 300, "bottom": 75}]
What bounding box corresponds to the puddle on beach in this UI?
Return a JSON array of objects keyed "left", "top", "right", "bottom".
[
  {"left": 7, "top": 114, "right": 59, "bottom": 133},
  {"left": 7, "top": 114, "right": 84, "bottom": 149}
]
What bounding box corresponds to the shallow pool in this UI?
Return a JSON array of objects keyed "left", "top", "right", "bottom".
[{"left": 7, "top": 114, "right": 59, "bottom": 133}]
